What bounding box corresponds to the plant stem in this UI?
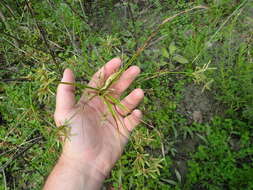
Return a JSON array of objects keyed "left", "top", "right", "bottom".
[
  {"left": 25, "top": 0, "right": 61, "bottom": 74},
  {"left": 105, "top": 5, "right": 208, "bottom": 90}
]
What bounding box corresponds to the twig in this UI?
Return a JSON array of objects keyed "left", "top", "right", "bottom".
[
  {"left": 48, "top": 40, "right": 65, "bottom": 50},
  {"left": 146, "top": 34, "right": 168, "bottom": 49},
  {"left": 0, "top": 10, "right": 19, "bottom": 48},
  {"left": 63, "top": 0, "right": 87, "bottom": 23},
  {"left": 0, "top": 0, "right": 16, "bottom": 18},
  {"left": 1, "top": 78, "right": 31, "bottom": 82},
  {"left": 0, "top": 136, "right": 43, "bottom": 172},
  {"left": 2, "top": 30, "right": 66, "bottom": 62},
  {"left": 2, "top": 36, "right": 40, "bottom": 63},
  {"left": 2, "top": 31, "right": 58, "bottom": 55},
  {"left": 0, "top": 136, "right": 42, "bottom": 157},
  {"left": 25, "top": 0, "right": 61, "bottom": 74}
]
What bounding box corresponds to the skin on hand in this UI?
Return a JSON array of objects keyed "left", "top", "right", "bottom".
[{"left": 45, "top": 58, "right": 144, "bottom": 189}]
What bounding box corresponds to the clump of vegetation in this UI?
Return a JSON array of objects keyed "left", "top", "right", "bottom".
[{"left": 0, "top": 0, "right": 252, "bottom": 189}]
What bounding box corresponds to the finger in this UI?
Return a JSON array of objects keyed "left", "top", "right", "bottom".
[
  {"left": 88, "top": 58, "right": 121, "bottom": 88},
  {"left": 123, "top": 109, "right": 142, "bottom": 132},
  {"left": 110, "top": 66, "right": 140, "bottom": 97},
  {"left": 117, "top": 88, "right": 144, "bottom": 116},
  {"left": 56, "top": 68, "right": 75, "bottom": 111}
]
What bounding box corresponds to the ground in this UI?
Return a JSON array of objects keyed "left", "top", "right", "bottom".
[{"left": 0, "top": 0, "right": 253, "bottom": 189}]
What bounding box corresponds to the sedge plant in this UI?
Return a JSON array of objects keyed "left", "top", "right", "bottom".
[{"left": 57, "top": 6, "right": 208, "bottom": 140}]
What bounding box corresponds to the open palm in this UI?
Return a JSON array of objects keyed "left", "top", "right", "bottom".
[{"left": 54, "top": 58, "right": 144, "bottom": 177}]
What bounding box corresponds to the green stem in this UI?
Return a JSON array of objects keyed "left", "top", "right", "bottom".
[
  {"left": 105, "top": 6, "right": 207, "bottom": 90},
  {"left": 59, "top": 82, "right": 99, "bottom": 91}
]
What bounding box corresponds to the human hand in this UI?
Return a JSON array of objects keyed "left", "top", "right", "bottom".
[{"left": 53, "top": 58, "right": 144, "bottom": 182}]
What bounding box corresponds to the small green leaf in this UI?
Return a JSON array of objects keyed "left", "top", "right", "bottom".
[
  {"left": 169, "top": 41, "right": 177, "bottom": 55},
  {"left": 175, "top": 169, "right": 182, "bottom": 183},
  {"left": 107, "top": 95, "right": 128, "bottom": 113},
  {"left": 102, "top": 71, "right": 119, "bottom": 91},
  {"left": 173, "top": 54, "right": 189, "bottom": 64},
  {"left": 161, "top": 178, "right": 177, "bottom": 185},
  {"left": 161, "top": 47, "right": 170, "bottom": 58}
]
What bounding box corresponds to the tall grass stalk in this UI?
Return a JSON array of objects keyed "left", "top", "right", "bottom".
[{"left": 58, "top": 5, "right": 208, "bottom": 138}]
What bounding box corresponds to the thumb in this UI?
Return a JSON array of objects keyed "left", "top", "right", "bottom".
[{"left": 56, "top": 68, "right": 76, "bottom": 112}]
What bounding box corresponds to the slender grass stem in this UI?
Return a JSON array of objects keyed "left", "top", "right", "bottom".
[
  {"left": 59, "top": 82, "right": 99, "bottom": 91},
  {"left": 104, "top": 6, "right": 207, "bottom": 91},
  {"left": 191, "top": 0, "right": 248, "bottom": 64}
]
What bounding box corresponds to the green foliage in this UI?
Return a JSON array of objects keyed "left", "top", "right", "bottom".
[
  {"left": 186, "top": 118, "right": 253, "bottom": 189},
  {"left": 0, "top": 0, "right": 252, "bottom": 189}
]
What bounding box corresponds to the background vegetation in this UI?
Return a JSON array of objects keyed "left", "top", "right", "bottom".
[{"left": 0, "top": 0, "right": 252, "bottom": 189}]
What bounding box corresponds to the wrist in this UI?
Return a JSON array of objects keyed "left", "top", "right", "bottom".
[
  {"left": 57, "top": 154, "right": 106, "bottom": 189},
  {"left": 62, "top": 142, "right": 116, "bottom": 177}
]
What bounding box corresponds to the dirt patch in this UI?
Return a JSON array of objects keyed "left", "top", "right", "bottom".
[
  {"left": 170, "top": 137, "right": 200, "bottom": 184},
  {"left": 177, "top": 83, "right": 225, "bottom": 123},
  {"left": 170, "top": 83, "right": 226, "bottom": 184}
]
